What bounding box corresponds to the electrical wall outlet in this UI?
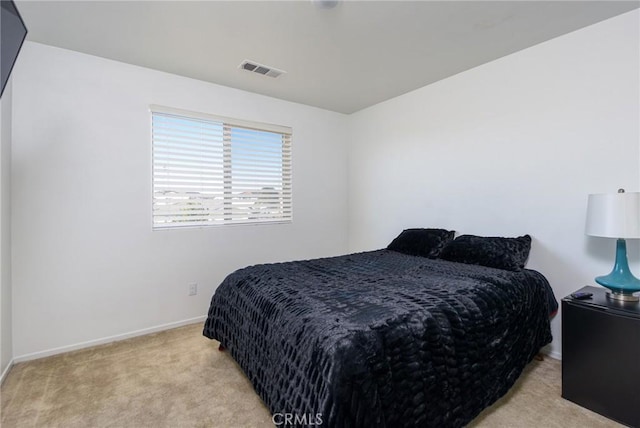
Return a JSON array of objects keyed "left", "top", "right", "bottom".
[{"left": 188, "top": 283, "right": 198, "bottom": 296}]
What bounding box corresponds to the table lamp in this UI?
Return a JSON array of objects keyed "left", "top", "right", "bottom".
[{"left": 585, "top": 189, "right": 640, "bottom": 302}]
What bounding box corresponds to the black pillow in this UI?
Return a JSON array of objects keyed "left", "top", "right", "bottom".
[
  {"left": 387, "top": 228, "right": 455, "bottom": 258},
  {"left": 439, "top": 234, "right": 532, "bottom": 271}
]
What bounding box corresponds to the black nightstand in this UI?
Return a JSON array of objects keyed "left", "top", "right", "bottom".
[{"left": 562, "top": 286, "right": 640, "bottom": 427}]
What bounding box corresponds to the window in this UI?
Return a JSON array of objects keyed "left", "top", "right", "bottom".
[{"left": 151, "top": 106, "right": 292, "bottom": 229}]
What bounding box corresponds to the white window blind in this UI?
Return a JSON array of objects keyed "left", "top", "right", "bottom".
[{"left": 151, "top": 106, "right": 292, "bottom": 229}]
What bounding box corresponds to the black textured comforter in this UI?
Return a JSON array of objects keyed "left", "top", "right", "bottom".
[{"left": 203, "top": 250, "right": 557, "bottom": 427}]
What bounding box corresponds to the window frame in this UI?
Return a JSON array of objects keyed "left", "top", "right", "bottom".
[{"left": 150, "top": 105, "right": 293, "bottom": 230}]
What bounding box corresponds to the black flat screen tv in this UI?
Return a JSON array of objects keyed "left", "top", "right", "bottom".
[{"left": 1, "top": 0, "right": 27, "bottom": 98}]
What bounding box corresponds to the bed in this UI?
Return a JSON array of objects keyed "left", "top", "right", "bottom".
[{"left": 203, "top": 231, "right": 557, "bottom": 427}]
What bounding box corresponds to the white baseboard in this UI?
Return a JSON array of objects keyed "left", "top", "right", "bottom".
[
  {"left": 13, "top": 315, "right": 207, "bottom": 363},
  {"left": 543, "top": 349, "right": 562, "bottom": 361},
  {"left": 1, "top": 359, "right": 14, "bottom": 385},
  {"left": 547, "top": 351, "right": 562, "bottom": 360},
  {"left": 10, "top": 314, "right": 563, "bottom": 365},
  {"left": 538, "top": 342, "right": 562, "bottom": 361}
]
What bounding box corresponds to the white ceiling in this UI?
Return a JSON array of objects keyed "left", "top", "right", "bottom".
[{"left": 16, "top": 1, "right": 639, "bottom": 114}]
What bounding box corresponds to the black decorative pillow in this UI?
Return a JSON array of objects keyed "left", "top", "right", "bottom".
[
  {"left": 439, "top": 234, "right": 532, "bottom": 271},
  {"left": 387, "top": 228, "right": 455, "bottom": 259}
]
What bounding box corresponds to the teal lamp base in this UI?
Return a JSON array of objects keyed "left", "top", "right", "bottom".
[{"left": 595, "top": 239, "right": 640, "bottom": 302}]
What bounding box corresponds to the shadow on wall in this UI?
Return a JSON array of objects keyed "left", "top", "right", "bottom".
[
  {"left": 585, "top": 236, "right": 640, "bottom": 273},
  {"left": 585, "top": 236, "right": 618, "bottom": 262},
  {"left": 529, "top": 237, "right": 585, "bottom": 291},
  {"left": 528, "top": 237, "right": 588, "bottom": 358}
]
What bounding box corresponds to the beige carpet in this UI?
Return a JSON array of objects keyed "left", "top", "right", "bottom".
[{"left": 1, "top": 323, "right": 622, "bottom": 428}]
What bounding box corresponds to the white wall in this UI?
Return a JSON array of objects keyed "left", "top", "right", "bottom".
[
  {"left": 348, "top": 10, "right": 640, "bottom": 358},
  {"left": 9, "top": 11, "right": 640, "bottom": 361},
  {"left": 1, "top": 80, "right": 13, "bottom": 377},
  {"left": 12, "top": 42, "right": 349, "bottom": 359}
]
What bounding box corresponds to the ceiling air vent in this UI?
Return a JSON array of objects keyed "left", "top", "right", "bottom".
[{"left": 239, "top": 60, "right": 286, "bottom": 78}]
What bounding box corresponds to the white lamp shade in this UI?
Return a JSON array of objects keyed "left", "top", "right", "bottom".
[{"left": 585, "top": 192, "right": 640, "bottom": 238}]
